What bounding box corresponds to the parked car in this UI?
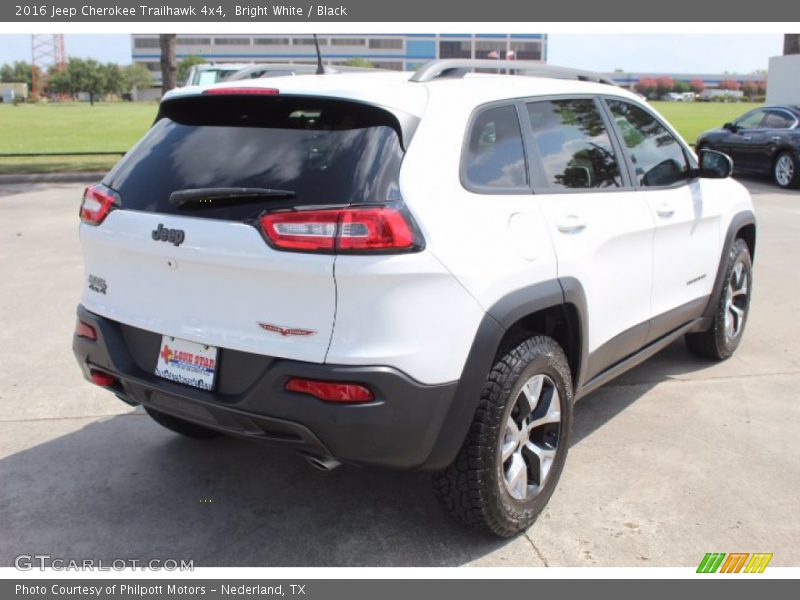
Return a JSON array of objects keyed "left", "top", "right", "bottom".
[
  {"left": 183, "top": 63, "right": 253, "bottom": 86},
  {"left": 74, "top": 59, "right": 756, "bottom": 537},
  {"left": 697, "top": 105, "right": 800, "bottom": 188}
]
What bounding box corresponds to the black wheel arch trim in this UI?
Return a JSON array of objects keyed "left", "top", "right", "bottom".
[
  {"left": 424, "top": 277, "right": 589, "bottom": 471},
  {"left": 703, "top": 210, "right": 756, "bottom": 320}
]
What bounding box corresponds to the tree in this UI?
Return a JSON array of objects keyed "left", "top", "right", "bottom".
[
  {"left": 101, "top": 62, "right": 125, "bottom": 96},
  {"left": 741, "top": 81, "right": 757, "bottom": 98},
  {"left": 689, "top": 79, "right": 705, "bottom": 94},
  {"left": 784, "top": 34, "right": 800, "bottom": 55},
  {"left": 635, "top": 77, "right": 657, "bottom": 98},
  {"left": 124, "top": 64, "right": 153, "bottom": 98},
  {"left": 673, "top": 81, "right": 691, "bottom": 93},
  {"left": 45, "top": 68, "right": 71, "bottom": 96},
  {"left": 718, "top": 79, "right": 741, "bottom": 91},
  {"left": 656, "top": 76, "right": 674, "bottom": 97},
  {"left": 159, "top": 34, "right": 177, "bottom": 95},
  {"left": 72, "top": 58, "right": 107, "bottom": 105},
  {"left": 344, "top": 57, "right": 375, "bottom": 69},
  {"left": 177, "top": 55, "right": 206, "bottom": 86},
  {"left": 0, "top": 61, "right": 39, "bottom": 91},
  {"left": 755, "top": 80, "right": 767, "bottom": 96},
  {"left": 43, "top": 58, "right": 108, "bottom": 104}
]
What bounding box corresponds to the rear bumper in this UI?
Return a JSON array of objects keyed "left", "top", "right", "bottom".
[{"left": 73, "top": 305, "right": 460, "bottom": 471}]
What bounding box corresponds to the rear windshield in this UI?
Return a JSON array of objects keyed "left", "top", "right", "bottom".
[{"left": 104, "top": 95, "right": 406, "bottom": 220}]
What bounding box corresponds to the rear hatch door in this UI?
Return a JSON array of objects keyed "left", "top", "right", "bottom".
[{"left": 79, "top": 93, "right": 407, "bottom": 363}]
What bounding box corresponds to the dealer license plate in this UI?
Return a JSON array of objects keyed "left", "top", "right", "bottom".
[{"left": 155, "top": 336, "right": 218, "bottom": 390}]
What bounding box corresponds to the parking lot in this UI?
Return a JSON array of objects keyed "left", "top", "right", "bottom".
[{"left": 0, "top": 178, "right": 798, "bottom": 567}]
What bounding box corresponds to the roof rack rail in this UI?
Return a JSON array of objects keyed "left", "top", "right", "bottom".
[{"left": 410, "top": 59, "right": 617, "bottom": 86}]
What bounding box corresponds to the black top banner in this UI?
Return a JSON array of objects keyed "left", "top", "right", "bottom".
[{"left": 4, "top": 0, "right": 800, "bottom": 21}]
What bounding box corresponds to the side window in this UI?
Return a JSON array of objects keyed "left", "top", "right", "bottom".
[
  {"left": 762, "top": 110, "right": 796, "bottom": 129},
  {"left": 462, "top": 104, "right": 528, "bottom": 191},
  {"left": 734, "top": 110, "right": 767, "bottom": 129},
  {"left": 525, "top": 99, "right": 622, "bottom": 190},
  {"left": 606, "top": 100, "right": 690, "bottom": 188}
]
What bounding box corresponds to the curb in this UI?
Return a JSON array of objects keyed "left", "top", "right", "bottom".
[{"left": 0, "top": 172, "right": 106, "bottom": 184}]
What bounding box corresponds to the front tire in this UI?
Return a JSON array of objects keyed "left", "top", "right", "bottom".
[
  {"left": 434, "top": 336, "right": 573, "bottom": 537},
  {"left": 773, "top": 151, "right": 800, "bottom": 189},
  {"left": 144, "top": 406, "right": 223, "bottom": 439},
  {"left": 686, "top": 238, "right": 752, "bottom": 360}
]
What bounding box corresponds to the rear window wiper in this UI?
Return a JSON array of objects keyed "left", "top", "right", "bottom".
[{"left": 169, "top": 187, "right": 296, "bottom": 208}]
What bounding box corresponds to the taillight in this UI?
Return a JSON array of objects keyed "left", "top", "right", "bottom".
[
  {"left": 80, "top": 184, "right": 119, "bottom": 225},
  {"left": 203, "top": 87, "right": 279, "bottom": 95},
  {"left": 75, "top": 319, "right": 97, "bottom": 340},
  {"left": 90, "top": 370, "right": 118, "bottom": 387},
  {"left": 285, "top": 378, "right": 375, "bottom": 403},
  {"left": 259, "top": 206, "right": 419, "bottom": 254}
]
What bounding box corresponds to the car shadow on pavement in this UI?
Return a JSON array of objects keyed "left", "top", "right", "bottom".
[
  {"left": 570, "top": 338, "right": 716, "bottom": 446},
  {"left": 0, "top": 339, "right": 716, "bottom": 568}
]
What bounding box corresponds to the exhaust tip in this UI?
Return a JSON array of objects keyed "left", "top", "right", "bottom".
[{"left": 305, "top": 455, "right": 341, "bottom": 472}]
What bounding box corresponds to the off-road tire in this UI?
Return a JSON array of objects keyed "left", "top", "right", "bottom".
[
  {"left": 686, "top": 238, "right": 752, "bottom": 360},
  {"left": 433, "top": 336, "right": 573, "bottom": 538}
]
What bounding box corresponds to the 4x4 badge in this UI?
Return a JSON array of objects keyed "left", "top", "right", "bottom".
[{"left": 258, "top": 322, "right": 316, "bottom": 337}]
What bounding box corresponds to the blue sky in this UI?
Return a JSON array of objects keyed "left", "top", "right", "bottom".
[{"left": 0, "top": 33, "right": 784, "bottom": 74}]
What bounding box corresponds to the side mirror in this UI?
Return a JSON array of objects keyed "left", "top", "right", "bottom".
[
  {"left": 698, "top": 149, "right": 733, "bottom": 179},
  {"left": 723, "top": 122, "right": 738, "bottom": 132}
]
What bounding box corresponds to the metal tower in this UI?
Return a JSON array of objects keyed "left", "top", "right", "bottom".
[{"left": 31, "top": 34, "right": 67, "bottom": 99}]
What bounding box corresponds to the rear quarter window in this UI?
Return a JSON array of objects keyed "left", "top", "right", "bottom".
[{"left": 461, "top": 104, "right": 529, "bottom": 193}]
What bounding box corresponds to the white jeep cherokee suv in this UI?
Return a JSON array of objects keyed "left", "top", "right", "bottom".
[{"left": 73, "top": 60, "right": 756, "bottom": 537}]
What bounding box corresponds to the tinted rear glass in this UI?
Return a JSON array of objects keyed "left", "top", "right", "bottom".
[{"left": 104, "top": 95, "right": 406, "bottom": 220}]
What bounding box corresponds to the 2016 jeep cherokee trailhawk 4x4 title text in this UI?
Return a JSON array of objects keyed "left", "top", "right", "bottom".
[{"left": 73, "top": 60, "right": 756, "bottom": 537}]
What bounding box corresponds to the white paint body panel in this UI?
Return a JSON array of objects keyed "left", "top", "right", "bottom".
[
  {"left": 80, "top": 210, "right": 337, "bottom": 363},
  {"left": 536, "top": 190, "right": 655, "bottom": 353},
  {"left": 327, "top": 252, "right": 486, "bottom": 384}
]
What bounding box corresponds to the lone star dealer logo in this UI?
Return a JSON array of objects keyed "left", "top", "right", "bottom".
[
  {"left": 697, "top": 552, "right": 773, "bottom": 573},
  {"left": 159, "top": 344, "right": 216, "bottom": 373}
]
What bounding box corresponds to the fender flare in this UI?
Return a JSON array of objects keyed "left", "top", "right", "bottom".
[
  {"left": 703, "top": 210, "right": 756, "bottom": 319},
  {"left": 420, "top": 278, "right": 588, "bottom": 471}
]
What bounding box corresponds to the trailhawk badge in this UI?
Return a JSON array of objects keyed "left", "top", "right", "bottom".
[{"left": 258, "top": 323, "right": 316, "bottom": 337}]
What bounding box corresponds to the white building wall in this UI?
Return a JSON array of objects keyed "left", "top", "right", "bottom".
[{"left": 767, "top": 54, "right": 800, "bottom": 104}]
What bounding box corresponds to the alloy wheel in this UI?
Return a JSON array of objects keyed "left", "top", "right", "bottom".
[
  {"left": 775, "top": 155, "right": 794, "bottom": 187},
  {"left": 724, "top": 260, "right": 749, "bottom": 340},
  {"left": 500, "top": 374, "right": 562, "bottom": 501}
]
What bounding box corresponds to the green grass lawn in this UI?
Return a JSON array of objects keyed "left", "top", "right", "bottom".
[
  {"left": 0, "top": 101, "right": 158, "bottom": 174},
  {"left": 0, "top": 99, "right": 762, "bottom": 174},
  {"left": 650, "top": 101, "right": 761, "bottom": 146}
]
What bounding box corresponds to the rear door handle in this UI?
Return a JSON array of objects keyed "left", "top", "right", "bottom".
[
  {"left": 741, "top": 135, "right": 752, "bottom": 141},
  {"left": 556, "top": 215, "right": 587, "bottom": 234},
  {"left": 656, "top": 203, "right": 675, "bottom": 218}
]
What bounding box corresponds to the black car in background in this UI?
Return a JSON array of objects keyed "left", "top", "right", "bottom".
[{"left": 697, "top": 105, "right": 800, "bottom": 189}]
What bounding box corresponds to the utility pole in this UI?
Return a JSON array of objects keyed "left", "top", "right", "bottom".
[
  {"left": 159, "top": 34, "right": 177, "bottom": 95},
  {"left": 784, "top": 34, "right": 800, "bottom": 55}
]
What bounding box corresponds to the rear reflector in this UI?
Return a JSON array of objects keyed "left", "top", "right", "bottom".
[
  {"left": 90, "top": 371, "right": 118, "bottom": 387},
  {"left": 75, "top": 319, "right": 97, "bottom": 340},
  {"left": 285, "top": 378, "right": 374, "bottom": 403},
  {"left": 80, "top": 183, "right": 119, "bottom": 225},
  {"left": 259, "top": 206, "right": 417, "bottom": 253},
  {"left": 203, "top": 87, "right": 280, "bottom": 95}
]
